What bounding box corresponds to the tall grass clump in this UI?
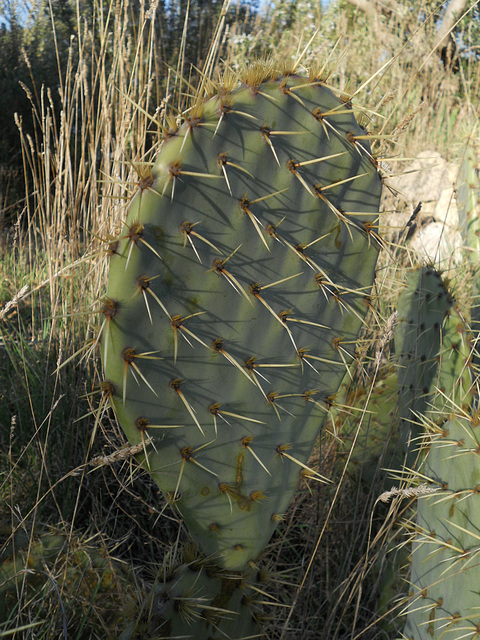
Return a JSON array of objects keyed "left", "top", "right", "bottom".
[
  {"left": 0, "top": 0, "right": 182, "bottom": 635},
  {"left": 0, "top": 0, "right": 479, "bottom": 637}
]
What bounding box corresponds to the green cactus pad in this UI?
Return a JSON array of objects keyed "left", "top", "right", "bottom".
[
  {"left": 101, "top": 68, "right": 382, "bottom": 570},
  {"left": 136, "top": 560, "right": 262, "bottom": 639},
  {"left": 395, "top": 267, "right": 473, "bottom": 470},
  {"left": 403, "top": 414, "right": 480, "bottom": 640},
  {"left": 332, "top": 366, "right": 400, "bottom": 485}
]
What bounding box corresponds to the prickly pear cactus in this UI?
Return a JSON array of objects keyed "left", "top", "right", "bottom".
[
  {"left": 333, "top": 365, "right": 399, "bottom": 485},
  {"left": 101, "top": 65, "right": 383, "bottom": 571},
  {"left": 0, "top": 531, "right": 67, "bottom": 625},
  {"left": 403, "top": 413, "right": 480, "bottom": 640},
  {"left": 397, "top": 267, "right": 477, "bottom": 639},
  {"left": 395, "top": 267, "right": 473, "bottom": 470},
  {"left": 0, "top": 531, "right": 129, "bottom": 627},
  {"left": 124, "top": 556, "right": 265, "bottom": 639}
]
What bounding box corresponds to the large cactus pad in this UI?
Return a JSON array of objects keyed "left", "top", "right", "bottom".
[
  {"left": 403, "top": 414, "right": 480, "bottom": 640},
  {"left": 101, "top": 68, "right": 383, "bottom": 570}
]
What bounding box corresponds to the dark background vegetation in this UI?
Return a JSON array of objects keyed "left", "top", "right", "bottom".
[{"left": 0, "top": 0, "right": 260, "bottom": 224}]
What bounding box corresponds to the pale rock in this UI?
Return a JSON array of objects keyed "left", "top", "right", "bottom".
[
  {"left": 409, "top": 221, "right": 463, "bottom": 268},
  {"left": 392, "top": 151, "right": 450, "bottom": 203}
]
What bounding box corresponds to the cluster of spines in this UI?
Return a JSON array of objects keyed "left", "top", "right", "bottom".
[{"left": 145, "top": 552, "right": 280, "bottom": 639}]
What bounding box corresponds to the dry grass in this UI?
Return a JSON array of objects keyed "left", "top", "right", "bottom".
[{"left": 0, "top": 0, "right": 479, "bottom": 637}]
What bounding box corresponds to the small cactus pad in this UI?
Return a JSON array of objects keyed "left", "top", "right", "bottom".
[
  {"left": 403, "top": 414, "right": 480, "bottom": 640},
  {"left": 457, "top": 143, "right": 480, "bottom": 342},
  {"left": 333, "top": 366, "right": 400, "bottom": 485},
  {"left": 144, "top": 561, "right": 263, "bottom": 639},
  {"left": 101, "top": 69, "right": 383, "bottom": 570},
  {"left": 395, "top": 267, "right": 473, "bottom": 469},
  {"left": 0, "top": 532, "right": 128, "bottom": 625}
]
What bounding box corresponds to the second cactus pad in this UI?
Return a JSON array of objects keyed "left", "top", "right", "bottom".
[
  {"left": 403, "top": 414, "right": 480, "bottom": 640},
  {"left": 395, "top": 267, "right": 473, "bottom": 470},
  {"left": 101, "top": 68, "right": 383, "bottom": 570}
]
